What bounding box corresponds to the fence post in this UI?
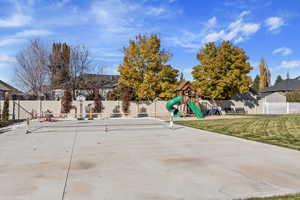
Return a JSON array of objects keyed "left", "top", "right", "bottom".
[
  {"left": 287, "top": 102, "right": 289, "bottom": 114},
  {"left": 154, "top": 100, "right": 157, "bottom": 119}
]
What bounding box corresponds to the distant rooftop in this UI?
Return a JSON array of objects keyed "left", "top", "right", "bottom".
[
  {"left": 0, "top": 80, "right": 23, "bottom": 95},
  {"left": 260, "top": 77, "right": 300, "bottom": 93},
  {"left": 78, "top": 74, "right": 120, "bottom": 89}
]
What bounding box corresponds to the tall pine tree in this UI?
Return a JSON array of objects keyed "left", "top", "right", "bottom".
[
  {"left": 49, "top": 43, "right": 71, "bottom": 89},
  {"left": 275, "top": 75, "right": 283, "bottom": 85},
  {"left": 2, "top": 92, "right": 9, "bottom": 121},
  {"left": 259, "top": 58, "right": 271, "bottom": 89},
  {"left": 251, "top": 75, "right": 260, "bottom": 93}
]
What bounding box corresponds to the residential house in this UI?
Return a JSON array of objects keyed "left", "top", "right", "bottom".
[
  {"left": 259, "top": 77, "right": 300, "bottom": 102},
  {"left": 52, "top": 74, "right": 120, "bottom": 100},
  {"left": 260, "top": 77, "right": 300, "bottom": 94},
  {"left": 0, "top": 80, "right": 24, "bottom": 100}
]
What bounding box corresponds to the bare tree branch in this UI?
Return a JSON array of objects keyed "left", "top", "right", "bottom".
[
  {"left": 15, "top": 39, "right": 50, "bottom": 97},
  {"left": 69, "top": 45, "right": 92, "bottom": 98}
]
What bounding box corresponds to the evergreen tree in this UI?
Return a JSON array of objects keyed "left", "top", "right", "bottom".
[
  {"left": 2, "top": 92, "right": 9, "bottom": 121},
  {"left": 179, "top": 72, "right": 184, "bottom": 81},
  {"left": 251, "top": 75, "right": 260, "bottom": 92},
  {"left": 275, "top": 75, "right": 283, "bottom": 85},
  {"left": 259, "top": 58, "right": 268, "bottom": 89},
  {"left": 267, "top": 67, "right": 271, "bottom": 87},
  {"left": 49, "top": 43, "right": 71, "bottom": 89},
  {"left": 192, "top": 41, "right": 252, "bottom": 100},
  {"left": 118, "top": 34, "right": 178, "bottom": 100}
]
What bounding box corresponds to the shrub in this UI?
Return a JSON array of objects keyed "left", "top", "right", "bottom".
[
  {"left": 94, "top": 89, "right": 104, "bottom": 113},
  {"left": 121, "top": 86, "right": 131, "bottom": 115},
  {"left": 61, "top": 89, "right": 73, "bottom": 113},
  {"left": 111, "top": 105, "right": 122, "bottom": 118},
  {"left": 286, "top": 92, "right": 300, "bottom": 102},
  {"left": 2, "top": 93, "right": 9, "bottom": 121}
]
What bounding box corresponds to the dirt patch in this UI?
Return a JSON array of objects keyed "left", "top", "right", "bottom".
[
  {"left": 69, "top": 182, "right": 94, "bottom": 195},
  {"left": 71, "top": 161, "right": 96, "bottom": 170}
]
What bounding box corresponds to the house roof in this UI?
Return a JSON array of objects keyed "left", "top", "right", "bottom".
[
  {"left": 260, "top": 77, "right": 300, "bottom": 93},
  {"left": 0, "top": 80, "right": 23, "bottom": 95},
  {"left": 176, "top": 80, "right": 195, "bottom": 91},
  {"left": 78, "top": 74, "right": 120, "bottom": 89}
]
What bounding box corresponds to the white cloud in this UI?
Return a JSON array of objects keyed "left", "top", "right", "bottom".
[
  {"left": 273, "top": 47, "right": 292, "bottom": 56},
  {"left": 167, "top": 16, "right": 220, "bottom": 50},
  {"left": 91, "top": 0, "right": 139, "bottom": 33},
  {"left": 279, "top": 60, "right": 300, "bottom": 68},
  {"left": 202, "top": 11, "right": 260, "bottom": 43},
  {"left": 0, "top": 14, "right": 32, "bottom": 27},
  {"left": 265, "top": 17, "right": 284, "bottom": 31},
  {"left": 167, "top": 30, "right": 201, "bottom": 50},
  {"left": 56, "top": 0, "right": 72, "bottom": 7},
  {"left": 14, "top": 30, "right": 52, "bottom": 38},
  {"left": 0, "top": 53, "right": 16, "bottom": 63},
  {"left": 146, "top": 7, "right": 166, "bottom": 16},
  {"left": 0, "top": 29, "right": 53, "bottom": 47},
  {"left": 207, "top": 16, "right": 217, "bottom": 28},
  {"left": 0, "top": 38, "right": 23, "bottom": 47},
  {"left": 90, "top": 0, "right": 178, "bottom": 34},
  {"left": 203, "top": 30, "right": 225, "bottom": 43}
]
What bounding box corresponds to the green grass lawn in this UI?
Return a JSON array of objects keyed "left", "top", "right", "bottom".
[
  {"left": 177, "top": 114, "right": 300, "bottom": 200},
  {"left": 176, "top": 114, "right": 300, "bottom": 151},
  {"left": 245, "top": 193, "right": 300, "bottom": 199}
]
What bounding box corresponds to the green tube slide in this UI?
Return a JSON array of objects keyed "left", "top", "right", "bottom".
[
  {"left": 166, "top": 96, "right": 183, "bottom": 118},
  {"left": 186, "top": 101, "right": 204, "bottom": 118}
]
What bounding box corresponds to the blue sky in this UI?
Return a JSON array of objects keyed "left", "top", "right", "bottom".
[{"left": 0, "top": 0, "right": 299, "bottom": 88}]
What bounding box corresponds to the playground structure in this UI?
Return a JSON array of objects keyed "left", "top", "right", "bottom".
[{"left": 166, "top": 81, "right": 204, "bottom": 118}]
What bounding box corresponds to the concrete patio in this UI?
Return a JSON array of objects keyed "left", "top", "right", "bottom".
[{"left": 1, "top": 118, "right": 300, "bottom": 200}]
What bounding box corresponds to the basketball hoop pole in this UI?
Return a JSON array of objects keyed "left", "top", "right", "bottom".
[
  {"left": 76, "top": 95, "right": 86, "bottom": 120},
  {"left": 169, "top": 112, "right": 174, "bottom": 129},
  {"left": 104, "top": 114, "right": 108, "bottom": 133}
]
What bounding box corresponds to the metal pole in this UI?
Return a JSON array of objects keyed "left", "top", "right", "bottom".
[
  {"left": 104, "top": 115, "right": 108, "bottom": 133},
  {"left": 169, "top": 112, "right": 174, "bottom": 129}
]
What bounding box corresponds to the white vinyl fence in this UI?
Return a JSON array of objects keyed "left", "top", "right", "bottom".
[{"left": 264, "top": 102, "right": 300, "bottom": 114}]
